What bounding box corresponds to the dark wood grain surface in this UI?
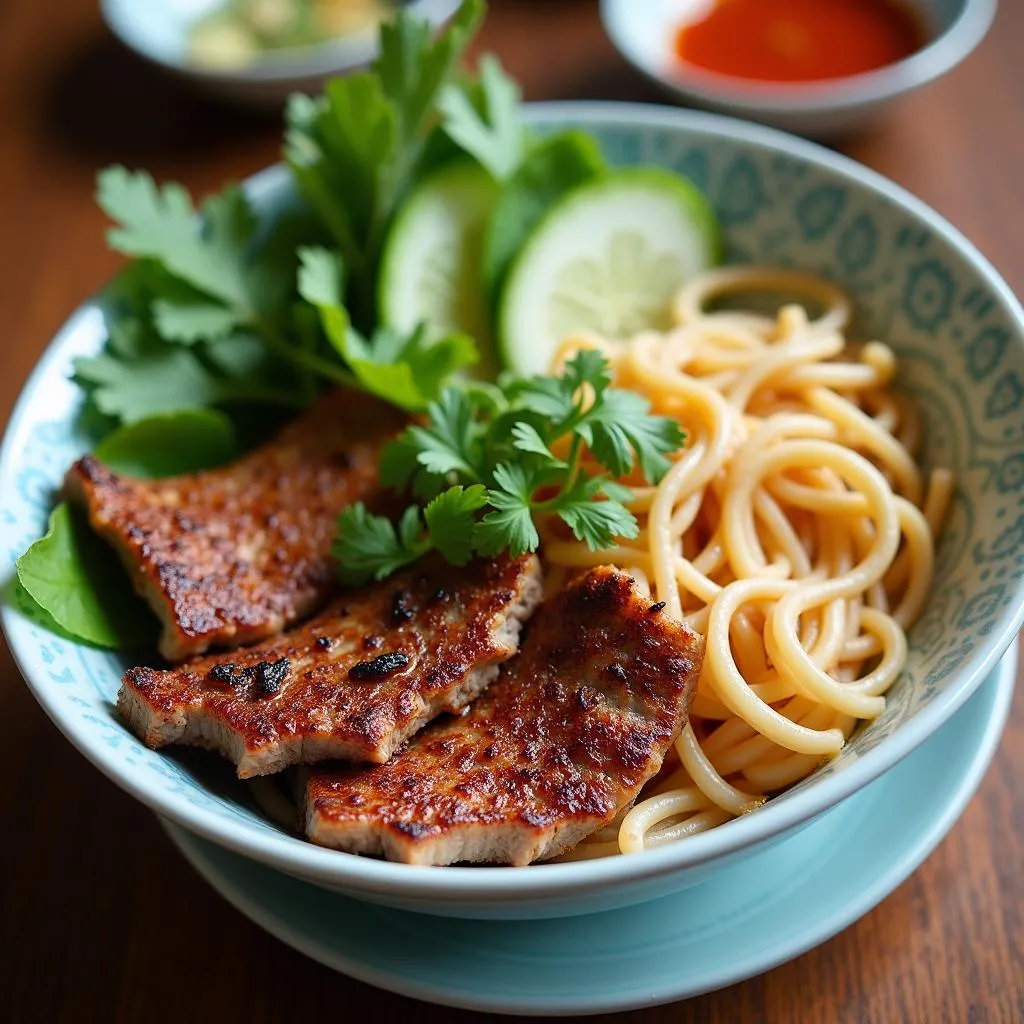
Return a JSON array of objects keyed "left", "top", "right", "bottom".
[{"left": 1, "top": 2, "right": 1021, "bottom": 1021}]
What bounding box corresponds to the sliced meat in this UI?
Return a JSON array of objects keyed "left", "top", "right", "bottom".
[
  {"left": 303, "top": 567, "right": 703, "bottom": 866},
  {"left": 118, "top": 554, "right": 542, "bottom": 777},
  {"left": 65, "top": 389, "right": 405, "bottom": 661}
]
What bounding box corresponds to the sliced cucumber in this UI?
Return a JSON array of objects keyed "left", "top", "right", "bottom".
[
  {"left": 497, "top": 168, "right": 721, "bottom": 377},
  {"left": 378, "top": 160, "right": 499, "bottom": 373},
  {"left": 482, "top": 131, "right": 605, "bottom": 305}
]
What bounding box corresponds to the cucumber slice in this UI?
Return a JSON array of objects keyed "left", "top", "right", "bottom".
[
  {"left": 497, "top": 168, "right": 721, "bottom": 377},
  {"left": 482, "top": 131, "right": 605, "bottom": 305},
  {"left": 378, "top": 160, "right": 499, "bottom": 373}
]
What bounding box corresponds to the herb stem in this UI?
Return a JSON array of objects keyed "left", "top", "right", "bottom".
[
  {"left": 532, "top": 435, "right": 583, "bottom": 513},
  {"left": 257, "top": 320, "right": 356, "bottom": 386}
]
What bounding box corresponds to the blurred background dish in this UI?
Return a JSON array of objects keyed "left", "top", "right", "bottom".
[
  {"left": 100, "top": 0, "right": 462, "bottom": 106},
  {"left": 600, "top": 0, "right": 997, "bottom": 137}
]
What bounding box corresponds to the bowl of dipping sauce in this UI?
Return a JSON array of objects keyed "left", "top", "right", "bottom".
[{"left": 600, "top": 0, "right": 997, "bottom": 136}]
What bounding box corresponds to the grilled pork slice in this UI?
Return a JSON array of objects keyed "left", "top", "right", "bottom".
[
  {"left": 65, "top": 389, "right": 404, "bottom": 661},
  {"left": 303, "top": 567, "right": 703, "bottom": 866},
  {"left": 118, "top": 554, "right": 543, "bottom": 777}
]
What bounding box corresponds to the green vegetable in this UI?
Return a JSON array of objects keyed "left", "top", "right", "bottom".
[
  {"left": 16, "top": 504, "right": 156, "bottom": 649},
  {"left": 298, "top": 245, "right": 478, "bottom": 410},
  {"left": 15, "top": 409, "right": 247, "bottom": 648},
  {"left": 482, "top": 131, "right": 605, "bottom": 303},
  {"left": 93, "top": 409, "right": 241, "bottom": 477},
  {"left": 376, "top": 160, "right": 499, "bottom": 372},
  {"left": 285, "top": 0, "right": 484, "bottom": 329},
  {"left": 438, "top": 54, "right": 525, "bottom": 182},
  {"left": 332, "top": 350, "right": 684, "bottom": 583},
  {"left": 498, "top": 167, "right": 722, "bottom": 376},
  {"left": 73, "top": 317, "right": 310, "bottom": 424}
]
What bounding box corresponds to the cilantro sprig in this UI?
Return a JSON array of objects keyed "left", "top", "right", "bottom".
[
  {"left": 333, "top": 351, "right": 684, "bottom": 583},
  {"left": 285, "top": 0, "right": 485, "bottom": 329}
]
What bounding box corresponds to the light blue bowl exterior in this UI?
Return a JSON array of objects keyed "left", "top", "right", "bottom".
[{"left": 2, "top": 104, "right": 1022, "bottom": 918}]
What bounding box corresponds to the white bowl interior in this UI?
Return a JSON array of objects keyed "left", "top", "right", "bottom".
[{"left": 3, "top": 104, "right": 1023, "bottom": 912}]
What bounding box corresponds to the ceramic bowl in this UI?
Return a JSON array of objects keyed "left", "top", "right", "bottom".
[
  {"left": 600, "top": 0, "right": 997, "bottom": 137},
  {"left": 100, "top": 0, "right": 462, "bottom": 107},
  {"left": 3, "top": 103, "right": 1023, "bottom": 919}
]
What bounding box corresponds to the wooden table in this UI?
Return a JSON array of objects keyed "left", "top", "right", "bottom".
[{"left": 1, "top": 2, "right": 1021, "bottom": 1021}]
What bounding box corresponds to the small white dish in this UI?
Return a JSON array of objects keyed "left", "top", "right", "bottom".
[
  {"left": 100, "top": 0, "right": 462, "bottom": 107},
  {"left": 600, "top": 0, "right": 997, "bottom": 136},
  {"left": 163, "top": 643, "right": 1015, "bottom": 1015}
]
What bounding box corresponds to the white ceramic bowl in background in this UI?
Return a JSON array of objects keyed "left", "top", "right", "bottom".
[
  {"left": 100, "top": 0, "right": 462, "bottom": 107},
  {"left": 600, "top": 0, "right": 997, "bottom": 137},
  {"left": 3, "top": 103, "right": 1023, "bottom": 920}
]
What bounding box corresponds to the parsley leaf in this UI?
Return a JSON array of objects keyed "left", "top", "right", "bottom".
[
  {"left": 333, "top": 503, "right": 431, "bottom": 584},
  {"left": 439, "top": 54, "right": 524, "bottom": 181},
  {"left": 555, "top": 477, "right": 640, "bottom": 550}
]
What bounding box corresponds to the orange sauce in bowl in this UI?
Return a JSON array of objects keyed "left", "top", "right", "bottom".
[{"left": 675, "top": 0, "right": 925, "bottom": 84}]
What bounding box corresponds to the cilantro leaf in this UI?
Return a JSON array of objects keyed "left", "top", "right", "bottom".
[
  {"left": 439, "top": 54, "right": 524, "bottom": 181},
  {"left": 345, "top": 325, "right": 478, "bottom": 411},
  {"left": 333, "top": 503, "right": 431, "bottom": 584},
  {"left": 406, "top": 389, "right": 484, "bottom": 479},
  {"left": 298, "top": 246, "right": 477, "bottom": 410},
  {"left": 473, "top": 462, "right": 541, "bottom": 556},
  {"left": 286, "top": 1, "right": 483, "bottom": 329},
  {"left": 555, "top": 478, "right": 639, "bottom": 550},
  {"left": 346, "top": 351, "right": 683, "bottom": 579},
  {"left": 97, "top": 168, "right": 256, "bottom": 316},
  {"left": 152, "top": 297, "right": 239, "bottom": 343},
  {"left": 73, "top": 318, "right": 308, "bottom": 423},
  {"left": 510, "top": 421, "right": 562, "bottom": 463},
  {"left": 376, "top": 0, "right": 484, "bottom": 151},
  {"left": 423, "top": 484, "right": 489, "bottom": 564},
  {"left": 580, "top": 388, "right": 684, "bottom": 482},
  {"left": 474, "top": 501, "right": 539, "bottom": 557}
]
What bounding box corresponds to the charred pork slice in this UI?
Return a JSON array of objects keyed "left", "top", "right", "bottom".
[
  {"left": 118, "top": 554, "right": 543, "bottom": 777},
  {"left": 65, "top": 389, "right": 405, "bottom": 661},
  {"left": 303, "top": 567, "right": 703, "bottom": 866}
]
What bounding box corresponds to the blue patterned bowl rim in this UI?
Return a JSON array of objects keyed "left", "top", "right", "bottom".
[{"left": 2, "top": 102, "right": 1022, "bottom": 902}]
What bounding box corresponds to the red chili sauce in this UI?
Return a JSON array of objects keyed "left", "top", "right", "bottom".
[{"left": 675, "top": 0, "right": 926, "bottom": 84}]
